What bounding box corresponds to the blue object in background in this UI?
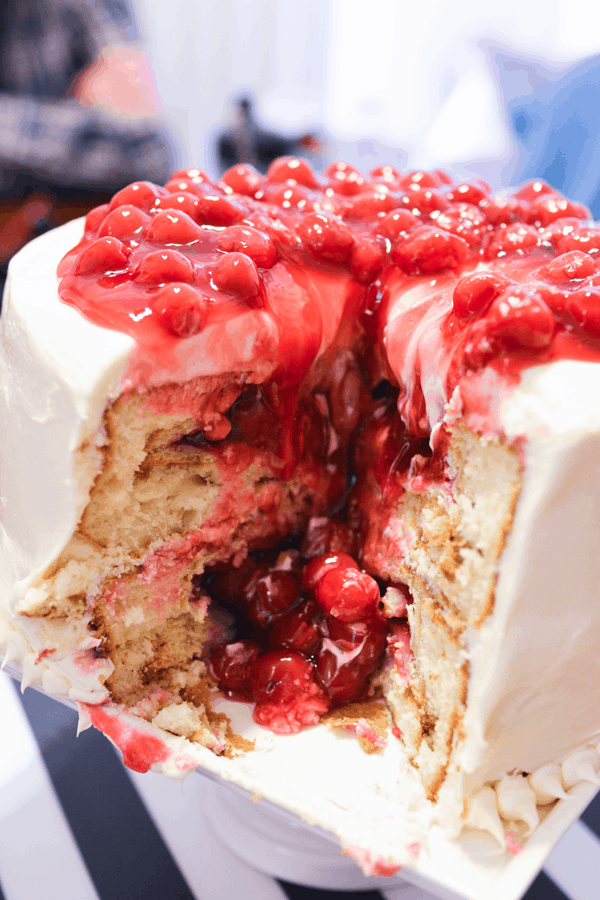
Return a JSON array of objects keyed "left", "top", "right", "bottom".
[{"left": 509, "top": 54, "right": 600, "bottom": 218}]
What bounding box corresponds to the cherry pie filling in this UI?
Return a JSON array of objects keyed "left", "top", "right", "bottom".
[{"left": 56, "top": 157, "right": 600, "bottom": 737}]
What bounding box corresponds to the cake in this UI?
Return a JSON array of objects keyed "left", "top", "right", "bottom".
[{"left": 3, "top": 158, "right": 600, "bottom": 873}]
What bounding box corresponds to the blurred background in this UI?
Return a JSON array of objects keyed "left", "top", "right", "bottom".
[{"left": 3, "top": 0, "right": 600, "bottom": 274}]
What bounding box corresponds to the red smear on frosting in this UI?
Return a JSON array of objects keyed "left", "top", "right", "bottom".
[
  {"left": 84, "top": 704, "right": 171, "bottom": 772},
  {"left": 342, "top": 843, "right": 403, "bottom": 877}
]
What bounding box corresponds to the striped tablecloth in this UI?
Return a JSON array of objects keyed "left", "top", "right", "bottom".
[{"left": 1, "top": 671, "right": 597, "bottom": 900}]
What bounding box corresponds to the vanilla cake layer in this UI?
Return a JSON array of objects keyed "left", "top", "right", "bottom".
[{"left": 3, "top": 214, "right": 600, "bottom": 870}]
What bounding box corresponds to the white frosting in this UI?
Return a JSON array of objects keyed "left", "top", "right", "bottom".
[{"left": 3, "top": 222, "right": 600, "bottom": 872}]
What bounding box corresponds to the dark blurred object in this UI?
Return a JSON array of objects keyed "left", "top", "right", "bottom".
[
  {"left": 216, "top": 95, "right": 321, "bottom": 175},
  {"left": 505, "top": 53, "right": 600, "bottom": 219},
  {"left": 0, "top": 0, "right": 174, "bottom": 304}
]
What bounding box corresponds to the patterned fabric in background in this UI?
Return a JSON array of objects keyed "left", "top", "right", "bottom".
[{"left": 0, "top": 0, "right": 172, "bottom": 195}]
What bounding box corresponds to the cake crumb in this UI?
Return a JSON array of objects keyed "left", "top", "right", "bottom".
[{"left": 322, "top": 700, "right": 389, "bottom": 753}]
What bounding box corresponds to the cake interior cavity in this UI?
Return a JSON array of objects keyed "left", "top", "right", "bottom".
[{"left": 4, "top": 159, "right": 600, "bottom": 871}]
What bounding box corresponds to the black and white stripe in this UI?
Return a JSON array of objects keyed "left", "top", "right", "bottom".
[{"left": 1, "top": 671, "right": 592, "bottom": 900}]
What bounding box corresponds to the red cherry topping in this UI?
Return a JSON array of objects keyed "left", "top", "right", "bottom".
[
  {"left": 74, "top": 237, "right": 131, "bottom": 275},
  {"left": 300, "top": 517, "right": 358, "bottom": 559},
  {"left": 399, "top": 170, "right": 441, "bottom": 189},
  {"left": 212, "top": 252, "right": 261, "bottom": 302},
  {"left": 446, "top": 180, "right": 491, "bottom": 205},
  {"left": 146, "top": 210, "right": 203, "bottom": 245},
  {"left": 135, "top": 249, "right": 194, "bottom": 285},
  {"left": 344, "top": 188, "right": 400, "bottom": 221},
  {"left": 195, "top": 189, "right": 245, "bottom": 226},
  {"left": 154, "top": 191, "right": 202, "bottom": 221},
  {"left": 376, "top": 209, "right": 418, "bottom": 241},
  {"left": 315, "top": 623, "right": 386, "bottom": 703},
  {"left": 479, "top": 195, "right": 524, "bottom": 226},
  {"left": 251, "top": 650, "right": 313, "bottom": 704},
  {"left": 325, "top": 161, "right": 366, "bottom": 195},
  {"left": 400, "top": 187, "right": 448, "bottom": 215},
  {"left": 263, "top": 182, "right": 309, "bottom": 208},
  {"left": 302, "top": 553, "right": 359, "bottom": 591},
  {"left": 220, "top": 164, "right": 262, "bottom": 196},
  {"left": 315, "top": 567, "right": 380, "bottom": 622},
  {"left": 98, "top": 205, "right": 150, "bottom": 240},
  {"left": 217, "top": 225, "right": 277, "bottom": 268},
  {"left": 452, "top": 272, "right": 512, "bottom": 318},
  {"left": 556, "top": 226, "right": 600, "bottom": 256},
  {"left": 514, "top": 180, "right": 555, "bottom": 202},
  {"left": 527, "top": 194, "right": 589, "bottom": 227},
  {"left": 435, "top": 203, "right": 488, "bottom": 247},
  {"left": 208, "top": 640, "right": 261, "bottom": 699},
  {"left": 392, "top": 226, "right": 469, "bottom": 274},
  {"left": 349, "top": 235, "right": 387, "bottom": 283},
  {"left": 266, "top": 156, "right": 318, "bottom": 189},
  {"left": 370, "top": 164, "right": 401, "bottom": 184},
  {"left": 568, "top": 289, "right": 600, "bottom": 338},
  {"left": 485, "top": 222, "right": 540, "bottom": 259},
  {"left": 538, "top": 250, "right": 596, "bottom": 284},
  {"left": 155, "top": 283, "right": 207, "bottom": 337},
  {"left": 270, "top": 599, "right": 323, "bottom": 656},
  {"left": 84, "top": 204, "right": 109, "bottom": 233},
  {"left": 295, "top": 211, "right": 355, "bottom": 263},
  {"left": 109, "top": 181, "right": 166, "bottom": 212},
  {"left": 247, "top": 571, "right": 301, "bottom": 626},
  {"left": 486, "top": 287, "right": 555, "bottom": 349}
]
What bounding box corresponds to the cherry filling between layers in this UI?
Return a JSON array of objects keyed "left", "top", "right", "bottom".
[{"left": 204, "top": 517, "right": 412, "bottom": 735}]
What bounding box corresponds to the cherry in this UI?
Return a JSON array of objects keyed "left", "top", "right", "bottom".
[
  {"left": 251, "top": 650, "right": 315, "bottom": 704},
  {"left": 84, "top": 204, "right": 109, "bottom": 234},
  {"left": 74, "top": 237, "right": 131, "bottom": 275},
  {"left": 315, "top": 624, "right": 386, "bottom": 703},
  {"left": 349, "top": 235, "right": 387, "bottom": 283},
  {"left": 300, "top": 517, "right": 358, "bottom": 559},
  {"left": 375, "top": 209, "right": 418, "bottom": 241},
  {"left": 270, "top": 599, "right": 323, "bottom": 656},
  {"left": 452, "top": 272, "right": 512, "bottom": 318},
  {"left": 398, "top": 170, "right": 440, "bottom": 189},
  {"left": 435, "top": 203, "right": 488, "bottom": 248},
  {"left": 527, "top": 194, "right": 589, "bottom": 227},
  {"left": 212, "top": 252, "right": 261, "bottom": 302},
  {"left": 170, "top": 167, "right": 211, "bottom": 181},
  {"left": 514, "top": 180, "right": 554, "bottom": 203},
  {"left": 399, "top": 187, "right": 448, "bottom": 215},
  {"left": 217, "top": 225, "right": 277, "bottom": 268},
  {"left": 108, "top": 181, "right": 166, "bottom": 212},
  {"left": 568, "top": 289, "right": 600, "bottom": 338},
  {"left": 146, "top": 210, "right": 203, "bottom": 245},
  {"left": 392, "top": 226, "right": 469, "bottom": 274},
  {"left": 484, "top": 222, "right": 540, "bottom": 259},
  {"left": 98, "top": 205, "right": 150, "bottom": 240},
  {"left": 247, "top": 571, "right": 301, "bottom": 627},
  {"left": 486, "top": 287, "right": 555, "bottom": 350},
  {"left": 195, "top": 189, "right": 244, "bottom": 226},
  {"left": 208, "top": 640, "right": 261, "bottom": 699},
  {"left": 556, "top": 226, "right": 600, "bottom": 256},
  {"left": 370, "top": 164, "right": 402, "bottom": 184},
  {"left": 325, "top": 161, "right": 366, "bottom": 195},
  {"left": 220, "top": 163, "right": 262, "bottom": 196},
  {"left": 266, "top": 156, "right": 318, "bottom": 188},
  {"left": 446, "top": 180, "right": 491, "bottom": 205},
  {"left": 263, "top": 182, "right": 309, "bottom": 208},
  {"left": 302, "top": 553, "right": 359, "bottom": 591},
  {"left": 479, "top": 195, "right": 524, "bottom": 226},
  {"left": 135, "top": 249, "right": 194, "bottom": 285},
  {"left": 295, "top": 211, "right": 355, "bottom": 264},
  {"left": 315, "top": 566, "right": 380, "bottom": 622},
  {"left": 155, "top": 283, "right": 207, "bottom": 337},
  {"left": 344, "top": 188, "right": 401, "bottom": 220},
  {"left": 154, "top": 191, "right": 202, "bottom": 221},
  {"left": 538, "top": 250, "right": 596, "bottom": 284}
]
